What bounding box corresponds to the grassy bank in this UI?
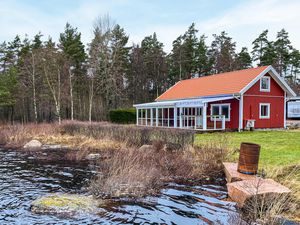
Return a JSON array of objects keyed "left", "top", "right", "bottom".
[{"left": 195, "top": 130, "right": 300, "bottom": 221}]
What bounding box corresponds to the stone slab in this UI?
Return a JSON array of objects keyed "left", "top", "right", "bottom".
[
  {"left": 223, "top": 162, "right": 256, "bottom": 183},
  {"left": 227, "top": 178, "right": 291, "bottom": 208}
]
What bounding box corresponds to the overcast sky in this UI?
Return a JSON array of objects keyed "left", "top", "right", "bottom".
[{"left": 0, "top": 0, "right": 299, "bottom": 53}]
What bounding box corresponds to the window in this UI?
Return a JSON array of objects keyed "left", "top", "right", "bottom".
[
  {"left": 211, "top": 104, "right": 230, "bottom": 121},
  {"left": 259, "top": 103, "right": 270, "bottom": 119},
  {"left": 260, "top": 76, "right": 270, "bottom": 92}
]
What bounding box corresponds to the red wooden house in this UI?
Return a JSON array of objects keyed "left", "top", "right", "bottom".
[{"left": 133, "top": 66, "right": 296, "bottom": 131}]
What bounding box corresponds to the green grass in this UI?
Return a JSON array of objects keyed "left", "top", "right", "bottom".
[{"left": 195, "top": 130, "right": 300, "bottom": 169}]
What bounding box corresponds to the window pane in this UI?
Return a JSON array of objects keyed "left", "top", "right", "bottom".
[
  {"left": 261, "top": 77, "right": 269, "bottom": 90},
  {"left": 212, "top": 106, "right": 219, "bottom": 115},
  {"left": 260, "top": 105, "right": 269, "bottom": 117},
  {"left": 221, "top": 105, "right": 229, "bottom": 119}
]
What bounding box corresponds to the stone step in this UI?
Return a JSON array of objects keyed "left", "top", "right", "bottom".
[
  {"left": 227, "top": 178, "right": 291, "bottom": 208},
  {"left": 223, "top": 162, "right": 257, "bottom": 183}
]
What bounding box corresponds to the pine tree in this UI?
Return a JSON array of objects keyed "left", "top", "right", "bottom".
[
  {"left": 140, "top": 32, "right": 167, "bottom": 100},
  {"left": 59, "top": 23, "right": 87, "bottom": 120},
  {"left": 195, "top": 35, "right": 213, "bottom": 76},
  {"left": 252, "top": 30, "right": 269, "bottom": 65},
  {"left": 235, "top": 47, "right": 252, "bottom": 69},
  {"left": 209, "top": 31, "right": 236, "bottom": 73},
  {"left": 181, "top": 23, "right": 198, "bottom": 78},
  {"left": 274, "top": 29, "right": 292, "bottom": 76}
]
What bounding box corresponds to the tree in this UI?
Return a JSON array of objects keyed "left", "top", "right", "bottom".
[
  {"left": 89, "top": 15, "right": 130, "bottom": 121},
  {"left": 168, "top": 35, "right": 184, "bottom": 84},
  {"left": 274, "top": 29, "right": 292, "bottom": 76},
  {"left": 168, "top": 23, "right": 199, "bottom": 82},
  {"left": 252, "top": 30, "right": 269, "bottom": 65},
  {"left": 209, "top": 31, "right": 236, "bottom": 73},
  {"left": 235, "top": 47, "right": 252, "bottom": 69},
  {"left": 140, "top": 33, "right": 167, "bottom": 100},
  {"left": 195, "top": 35, "right": 213, "bottom": 76},
  {"left": 252, "top": 30, "right": 277, "bottom": 67},
  {"left": 59, "top": 23, "right": 87, "bottom": 120},
  {"left": 41, "top": 39, "right": 68, "bottom": 124}
]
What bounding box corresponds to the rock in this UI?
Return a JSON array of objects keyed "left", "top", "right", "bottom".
[
  {"left": 31, "top": 194, "right": 103, "bottom": 216},
  {"left": 139, "top": 144, "right": 155, "bottom": 151},
  {"left": 24, "top": 140, "right": 42, "bottom": 149},
  {"left": 86, "top": 153, "right": 101, "bottom": 161},
  {"left": 227, "top": 178, "right": 291, "bottom": 208},
  {"left": 223, "top": 162, "right": 256, "bottom": 183},
  {"left": 41, "top": 144, "right": 68, "bottom": 150}
]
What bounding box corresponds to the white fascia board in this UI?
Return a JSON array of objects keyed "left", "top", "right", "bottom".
[
  {"left": 239, "top": 66, "right": 271, "bottom": 95},
  {"left": 269, "top": 67, "right": 296, "bottom": 97},
  {"left": 239, "top": 65, "right": 296, "bottom": 97}
]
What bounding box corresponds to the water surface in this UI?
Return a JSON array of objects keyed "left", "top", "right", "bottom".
[{"left": 0, "top": 149, "right": 239, "bottom": 224}]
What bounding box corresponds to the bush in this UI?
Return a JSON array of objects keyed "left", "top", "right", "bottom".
[
  {"left": 109, "top": 108, "right": 136, "bottom": 124},
  {"left": 89, "top": 145, "right": 227, "bottom": 198},
  {"left": 62, "top": 122, "right": 195, "bottom": 150}
]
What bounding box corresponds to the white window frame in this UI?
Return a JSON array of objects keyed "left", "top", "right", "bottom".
[
  {"left": 259, "top": 103, "right": 270, "bottom": 119},
  {"left": 260, "top": 76, "right": 271, "bottom": 92},
  {"left": 210, "top": 103, "right": 231, "bottom": 121}
]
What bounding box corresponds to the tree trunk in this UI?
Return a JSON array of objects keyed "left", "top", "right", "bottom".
[
  {"left": 69, "top": 68, "right": 74, "bottom": 121},
  {"left": 88, "top": 77, "right": 94, "bottom": 123},
  {"left": 57, "top": 68, "right": 61, "bottom": 124},
  {"left": 31, "top": 52, "right": 38, "bottom": 123}
]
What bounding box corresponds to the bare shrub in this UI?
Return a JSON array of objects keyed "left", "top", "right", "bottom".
[
  {"left": 241, "top": 168, "right": 299, "bottom": 225},
  {"left": 62, "top": 121, "right": 195, "bottom": 149},
  {"left": 89, "top": 144, "right": 228, "bottom": 198},
  {"left": 0, "top": 123, "right": 59, "bottom": 148},
  {"left": 90, "top": 148, "right": 163, "bottom": 198}
]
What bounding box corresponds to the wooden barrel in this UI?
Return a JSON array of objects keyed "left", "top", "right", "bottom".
[{"left": 237, "top": 142, "right": 260, "bottom": 175}]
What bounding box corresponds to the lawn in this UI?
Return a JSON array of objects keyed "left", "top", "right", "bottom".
[{"left": 195, "top": 130, "right": 300, "bottom": 169}]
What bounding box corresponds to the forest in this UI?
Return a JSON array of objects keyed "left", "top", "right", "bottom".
[{"left": 0, "top": 15, "right": 299, "bottom": 123}]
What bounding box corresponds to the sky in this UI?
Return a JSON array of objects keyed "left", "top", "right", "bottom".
[{"left": 0, "top": 0, "right": 300, "bottom": 53}]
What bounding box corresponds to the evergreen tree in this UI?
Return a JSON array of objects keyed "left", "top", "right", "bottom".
[
  {"left": 209, "top": 31, "right": 236, "bottom": 73},
  {"left": 168, "top": 35, "right": 184, "bottom": 83},
  {"left": 181, "top": 23, "right": 198, "bottom": 78},
  {"left": 195, "top": 35, "right": 213, "bottom": 76},
  {"left": 252, "top": 30, "right": 269, "bottom": 65},
  {"left": 59, "top": 23, "right": 87, "bottom": 120},
  {"left": 235, "top": 47, "right": 252, "bottom": 69},
  {"left": 252, "top": 30, "right": 277, "bottom": 67},
  {"left": 274, "top": 29, "right": 292, "bottom": 76},
  {"left": 140, "top": 32, "right": 167, "bottom": 100}
]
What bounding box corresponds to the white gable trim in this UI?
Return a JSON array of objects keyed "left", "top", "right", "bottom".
[{"left": 240, "top": 66, "right": 296, "bottom": 97}]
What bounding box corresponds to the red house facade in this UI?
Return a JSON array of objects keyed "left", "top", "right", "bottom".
[{"left": 134, "top": 66, "right": 296, "bottom": 131}]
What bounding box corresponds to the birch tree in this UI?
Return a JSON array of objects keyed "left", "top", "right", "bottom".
[{"left": 41, "top": 40, "right": 68, "bottom": 124}]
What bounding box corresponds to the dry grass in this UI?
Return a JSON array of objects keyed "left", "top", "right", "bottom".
[
  {"left": 269, "top": 165, "right": 300, "bottom": 221},
  {"left": 241, "top": 180, "right": 292, "bottom": 225},
  {"left": 0, "top": 122, "right": 126, "bottom": 152},
  {"left": 0, "top": 123, "right": 59, "bottom": 148},
  {"left": 62, "top": 121, "right": 195, "bottom": 150},
  {"left": 89, "top": 144, "right": 228, "bottom": 198}
]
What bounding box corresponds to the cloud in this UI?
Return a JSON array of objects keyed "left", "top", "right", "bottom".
[
  {"left": 196, "top": 0, "right": 300, "bottom": 51},
  {"left": 0, "top": 0, "right": 299, "bottom": 54}
]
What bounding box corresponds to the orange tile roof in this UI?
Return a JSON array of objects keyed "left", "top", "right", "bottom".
[{"left": 156, "top": 66, "right": 269, "bottom": 101}]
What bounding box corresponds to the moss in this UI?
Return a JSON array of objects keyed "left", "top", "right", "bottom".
[{"left": 31, "top": 194, "right": 102, "bottom": 214}]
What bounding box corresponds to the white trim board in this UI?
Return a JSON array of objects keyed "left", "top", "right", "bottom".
[{"left": 240, "top": 66, "right": 296, "bottom": 97}]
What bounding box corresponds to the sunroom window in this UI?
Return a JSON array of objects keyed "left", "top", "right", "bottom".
[
  {"left": 211, "top": 104, "right": 230, "bottom": 121},
  {"left": 260, "top": 76, "right": 270, "bottom": 92}
]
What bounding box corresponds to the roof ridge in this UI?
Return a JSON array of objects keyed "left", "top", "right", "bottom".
[{"left": 178, "top": 66, "right": 269, "bottom": 83}]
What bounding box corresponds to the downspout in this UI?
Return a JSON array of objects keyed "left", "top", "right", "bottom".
[{"left": 238, "top": 94, "right": 244, "bottom": 132}]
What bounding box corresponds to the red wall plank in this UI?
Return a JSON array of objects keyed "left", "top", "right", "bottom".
[{"left": 243, "top": 73, "right": 285, "bottom": 128}]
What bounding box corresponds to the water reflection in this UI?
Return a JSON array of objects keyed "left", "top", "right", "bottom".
[{"left": 0, "top": 149, "right": 239, "bottom": 224}]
